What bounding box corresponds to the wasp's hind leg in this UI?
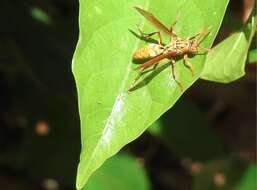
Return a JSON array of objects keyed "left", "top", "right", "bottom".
[
  {"left": 137, "top": 25, "right": 164, "bottom": 45},
  {"left": 183, "top": 54, "right": 195, "bottom": 76},
  {"left": 171, "top": 59, "right": 184, "bottom": 91},
  {"left": 129, "top": 62, "right": 160, "bottom": 92},
  {"left": 128, "top": 72, "right": 143, "bottom": 92},
  {"left": 152, "top": 62, "right": 159, "bottom": 70}
]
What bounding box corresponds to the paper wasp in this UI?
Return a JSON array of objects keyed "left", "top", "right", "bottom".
[{"left": 129, "top": 7, "right": 211, "bottom": 91}]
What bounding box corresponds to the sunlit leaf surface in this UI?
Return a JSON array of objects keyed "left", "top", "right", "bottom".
[
  {"left": 72, "top": 0, "right": 229, "bottom": 188},
  {"left": 201, "top": 16, "right": 256, "bottom": 83}
]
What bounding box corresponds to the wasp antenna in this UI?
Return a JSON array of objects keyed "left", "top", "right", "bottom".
[
  {"left": 203, "top": 25, "right": 213, "bottom": 36},
  {"left": 134, "top": 6, "right": 144, "bottom": 13},
  {"left": 207, "top": 25, "right": 213, "bottom": 30},
  {"left": 198, "top": 25, "right": 212, "bottom": 43},
  {"left": 134, "top": 7, "right": 148, "bottom": 17},
  {"left": 176, "top": 10, "right": 181, "bottom": 20}
]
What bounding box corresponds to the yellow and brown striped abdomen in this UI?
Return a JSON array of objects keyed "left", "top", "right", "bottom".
[{"left": 133, "top": 44, "right": 164, "bottom": 60}]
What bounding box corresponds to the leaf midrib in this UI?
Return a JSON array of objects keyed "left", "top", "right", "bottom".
[{"left": 79, "top": 1, "right": 151, "bottom": 185}]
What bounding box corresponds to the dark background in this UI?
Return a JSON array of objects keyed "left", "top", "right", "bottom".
[{"left": 0, "top": 0, "right": 256, "bottom": 189}]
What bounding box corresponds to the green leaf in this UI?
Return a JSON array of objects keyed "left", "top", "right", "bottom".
[
  {"left": 248, "top": 48, "right": 257, "bottom": 64},
  {"left": 148, "top": 119, "right": 162, "bottom": 136},
  {"left": 201, "top": 16, "right": 256, "bottom": 83},
  {"left": 72, "top": 0, "right": 229, "bottom": 188},
  {"left": 82, "top": 153, "right": 150, "bottom": 190},
  {"left": 30, "top": 7, "right": 52, "bottom": 25},
  {"left": 235, "top": 164, "right": 257, "bottom": 190}
]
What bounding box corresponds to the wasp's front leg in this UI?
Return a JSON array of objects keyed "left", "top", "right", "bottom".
[
  {"left": 199, "top": 47, "right": 211, "bottom": 54},
  {"left": 169, "top": 11, "right": 180, "bottom": 39},
  {"left": 171, "top": 59, "right": 184, "bottom": 91},
  {"left": 130, "top": 72, "right": 143, "bottom": 88},
  {"left": 188, "top": 26, "right": 212, "bottom": 41},
  {"left": 183, "top": 54, "right": 195, "bottom": 76},
  {"left": 137, "top": 25, "right": 164, "bottom": 45}
]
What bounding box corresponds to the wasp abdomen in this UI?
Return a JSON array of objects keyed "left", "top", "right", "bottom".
[{"left": 133, "top": 43, "right": 164, "bottom": 60}]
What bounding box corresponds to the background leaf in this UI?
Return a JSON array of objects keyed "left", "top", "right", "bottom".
[
  {"left": 248, "top": 48, "right": 257, "bottom": 64},
  {"left": 82, "top": 153, "right": 150, "bottom": 190},
  {"left": 72, "top": 0, "right": 229, "bottom": 188},
  {"left": 201, "top": 15, "right": 256, "bottom": 83},
  {"left": 148, "top": 98, "right": 224, "bottom": 161},
  {"left": 192, "top": 159, "right": 256, "bottom": 190}
]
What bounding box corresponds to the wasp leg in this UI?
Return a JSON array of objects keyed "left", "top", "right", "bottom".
[
  {"left": 133, "top": 62, "right": 159, "bottom": 84},
  {"left": 153, "top": 62, "right": 159, "bottom": 70},
  {"left": 128, "top": 72, "right": 142, "bottom": 91},
  {"left": 170, "top": 11, "right": 180, "bottom": 30},
  {"left": 169, "top": 11, "right": 180, "bottom": 40},
  {"left": 132, "top": 72, "right": 143, "bottom": 85},
  {"left": 183, "top": 54, "right": 195, "bottom": 76},
  {"left": 137, "top": 25, "right": 164, "bottom": 45},
  {"left": 171, "top": 59, "right": 184, "bottom": 91},
  {"left": 129, "top": 62, "right": 160, "bottom": 91},
  {"left": 199, "top": 47, "right": 211, "bottom": 54}
]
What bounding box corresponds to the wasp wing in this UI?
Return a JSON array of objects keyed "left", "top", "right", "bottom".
[
  {"left": 134, "top": 7, "right": 174, "bottom": 36},
  {"left": 136, "top": 52, "right": 175, "bottom": 72}
]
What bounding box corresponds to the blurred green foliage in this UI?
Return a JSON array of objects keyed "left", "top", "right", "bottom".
[
  {"left": 193, "top": 159, "right": 256, "bottom": 190},
  {"left": 149, "top": 98, "right": 225, "bottom": 161},
  {"left": 248, "top": 48, "right": 257, "bottom": 63}
]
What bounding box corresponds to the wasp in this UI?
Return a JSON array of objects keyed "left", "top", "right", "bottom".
[{"left": 129, "top": 7, "right": 211, "bottom": 91}]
